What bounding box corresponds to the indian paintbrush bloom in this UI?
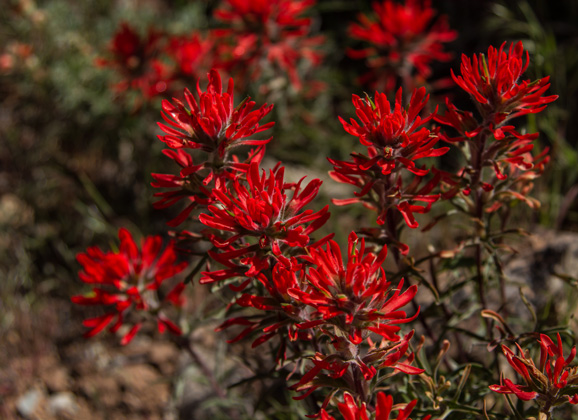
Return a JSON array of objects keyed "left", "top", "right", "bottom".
[
  {"left": 213, "top": 0, "right": 324, "bottom": 90},
  {"left": 490, "top": 333, "right": 578, "bottom": 413},
  {"left": 348, "top": 0, "right": 456, "bottom": 91},
  {"left": 435, "top": 42, "right": 556, "bottom": 201},
  {"left": 157, "top": 69, "right": 274, "bottom": 157},
  {"left": 165, "top": 31, "right": 215, "bottom": 81},
  {"left": 199, "top": 161, "right": 330, "bottom": 284},
  {"left": 289, "top": 232, "right": 419, "bottom": 345},
  {"left": 330, "top": 87, "right": 448, "bottom": 229},
  {"left": 451, "top": 42, "right": 557, "bottom": 123},
  {"left": 215, "top": 258, "right": 316, "bottom": 361},
  {"left": 292, "top": 331, "right": 423, "bottom": 403},
  {"left": 96, "top": 22, "right": 170, "bottom": 98},
  {"left": 320, "top": 391, "right": 432, "bottom": 420},
  {"left": 72, "top": 228, "right": 189, "bottom": 345},
  {"left": 437, "top": 41, "right": 557, "bottom": 149},
  {"left": 338, "top": 87, "right": 444, "bottom": 176}
]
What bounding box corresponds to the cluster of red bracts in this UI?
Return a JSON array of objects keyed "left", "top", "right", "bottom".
[
  {"left": 435, "top": 41, "right": 557, "bottom": 214},
  {"left": 150, "top": 71, "right": 425, "bottom": 413},
  {"left": 347, "top": 0, "right": 457, "bottom": 91},
  {"left": 329, "top": 86, "right": 450, "bottom": 255},
  {"left": 199, "top": 162, "right": 331, "bottom": 284},
  {"left": 490, "top": 333, "right": 578, "bottom": 409},
  {"left": 72, "top": 228, "right": 189, "bottom": 345},
  {"left": 320, "top": 391, "right": 437, "bottom": 420},
  {"left": 96, "top": 0, "right": 324, "bottom": 100},
  {"left": 211, "top": 231, "right": 424, "bottom": 413}
]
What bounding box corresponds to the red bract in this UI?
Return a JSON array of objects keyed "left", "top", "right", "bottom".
[
  {"left": 214, "top": 0, "right": 324, "bottom": 90},
  {"left": 330, "top": 88, "right": 447, "bottom": 229},
  {"left": 348, "top": 0, "right": 456, "bottom": 90},
  {"left": 451, "top": 42, "right": 557, "bottom": 122},
  {"left": 290, "top": 232, "right": 418, "bottom": 344},
  {"left": 96, "top": 22, "right": 169, "bottom": 98},
  {"left": 199, "top": 162, "right": 330, "bottom": 283},
  {"left": 490, "top": 333, "right": 578, "bottom": 409},
  {"left": 72, "top": 228, "right": 188, "bottom": 345}
]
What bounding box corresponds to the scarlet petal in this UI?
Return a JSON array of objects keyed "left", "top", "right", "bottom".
[{"left": 120, "top": 323, "right": 141, "bottom": 345}]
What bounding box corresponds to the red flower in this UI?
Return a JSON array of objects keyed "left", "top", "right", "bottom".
[
  {"left": 96, "top": 22, "right": 169, "bottom": 98},
  {"left": 158, "top": 69, "right": 274, "bottom": 156},
  {"left": 166, "top": 31, "right": 215, "bottom": 80},
  {"left": 438, "top": 42, "right": 557, "bottom": 144},
  {"left": 290, "top": 334, "right": 424, "bottom": 403},
  {"left": 201, "top": 162, "right": 328, "bottom": 247},
  {"left": 348, "top": 0, "right": 456, "bottom": 90},
  {"left": 72, "top": 228, "right": 189, "bottom": 345},
  {"left": 330, "top": 88, "right": 447, "bottom": 229},
  {"left": 321, "top": 392, "right": 420, "bottom": 420},
  {"left": 451, "top": 42, "right": 557, "bottom": 121},
  {"left": 289, "top": 232, "right": 419, "bottom": 344},
  {"left": 199, "top": 161, "right": 330, "bottom": 282},
  {"left": 214, "top": 0, "right": 324, "bottom": 90},
  {"left": 490, "top": 333, "right": 578, "bottom": 408},
  {"left": 435, "top": 42, "right": 555, "bottom": 195},
  {"left": 339, "top": 87, "right": 445, "bottom": 175}
]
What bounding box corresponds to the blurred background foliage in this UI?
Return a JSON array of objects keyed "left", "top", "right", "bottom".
[{"left": 0, "top": 0, "right": 577, "bottom": 417}]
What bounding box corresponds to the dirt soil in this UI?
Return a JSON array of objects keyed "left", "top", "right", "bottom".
[{"left": 0, "top": 297, "right": 192, "bottom": 420}]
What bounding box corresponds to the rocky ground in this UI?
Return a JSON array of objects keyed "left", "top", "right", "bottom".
[
  {"left": 0, "top": 291, "right": 248, "bottom": 420},
  {"left": 1, "top": 306, "right": 185, "bottom": 420}
]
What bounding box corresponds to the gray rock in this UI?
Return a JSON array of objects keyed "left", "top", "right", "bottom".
[
  {"left": 48, "top": 392, "right": 78, "bottom": 416},
  {"left": 16, "top": 389, "right": 43, "bottom": 419}
]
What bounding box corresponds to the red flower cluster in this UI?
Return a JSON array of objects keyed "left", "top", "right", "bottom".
[
  {"left": 291, "top": 331, "right": 423, "bottom": 402},
  {"left": 214, "top": 0, "right": 324, "bottom": 90},
  {"left": 330, "top": 87, "right": 448, "bottom": 231},
  {"left": 152, "top": 70, "right": 274, "bottom": 226},
  {"left": 490, "top": 334, "right": 578, "bottom": 409},
  {"left": 320, "top": 391, "right": 434, "bottom": 420},
  {"left": 95, "top": 22, "right": 169, "bottom": 99},
  {"left": 72, "top": 228, "right": 188, "bottom": 345},
  {"left": 348, "top": 0, "right": 456, "bottom": 91},
  {"left": 438, "top": 42, "right": 557, "bottom": 145},
  {"left": 157, "top": 69, "right": 274, "bottom": 156},
  {"left": 213, "top": 231, "right": 422, "bottom": 402},
  {"left": 217, "top": 258, "right": 311, "bottom": 350},
  {"left": 292, "top": 232, "right": 418, "bottom": 344},
  {"left": 452, "top": 42, "right": 557, "bottom": 121},
  {"left": 435, "top": 42, "right": 556, "bottom": 202},
  {"left": 97, "top": 1, "right": 325, "bottom": 99},
  {"left": 165, "top": 31, "right": 215, "bottom": 82},
  {"left": 200, "top": 162, "right": 329, "bottom": 284}
]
